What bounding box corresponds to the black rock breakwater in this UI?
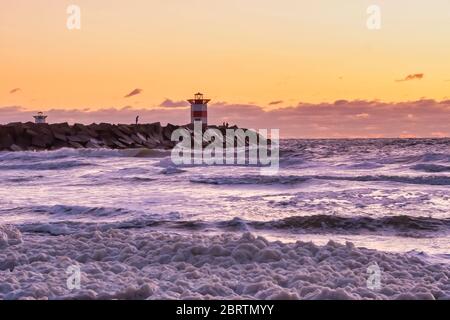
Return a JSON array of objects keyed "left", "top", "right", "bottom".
[
  {"left": 0, "top": 122, "right": 181, "bottom": 151},
  {"left": 0, "top": 122, "right": 266, "bottom": 152}
]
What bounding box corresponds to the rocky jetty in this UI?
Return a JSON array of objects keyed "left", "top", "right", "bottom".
[
  {"left": 0, "top": 122, "right": 179, "bottom": 152},
  {"left": 0, "top": 122, "right": 268, "bottom": 152}
]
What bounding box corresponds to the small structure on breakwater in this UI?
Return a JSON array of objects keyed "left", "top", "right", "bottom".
[{"left": 33, "top": 112, "right": 47, "bottom": 124}]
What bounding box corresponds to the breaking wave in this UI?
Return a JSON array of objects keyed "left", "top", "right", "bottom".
[
  {"left": 0, "top": 148, "right": 124, "bottom": 161},
  {"left": 411, "top": 164, "right": 450, "bottom": 173},
  {"left": 0, "top": 160, "right": 94, "bottom": 171},
  {"left": 13, "top": 204, "right": 449, "bottom": 238},
  {"left": 113, "top": 214, "right": 450, "bottom": 237},
  {"left": 247, "top": 215, "right": 450, "bottom": 236},
  {"left": 190, "top": 174, "right": 450, "bottom": 186},
  {"left": 190, "top": 175, "right": 310, "bottom": 185},
  {"left": 0, "top": 147, "right": 171, "bottom": 162}
]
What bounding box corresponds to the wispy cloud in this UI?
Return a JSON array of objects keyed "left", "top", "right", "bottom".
[
  {"left": 396, "top": 74, "right": 424, "bottom": 82},
  {"left": 9, "top": 88, "right": 21, "bottom": 94},
  {"left": 124, "top": 88, "right": 142, "bottom": 98},
  {"left": 268, "top": 100, "right": 283, "bottom": 106},
  {"left": 159, "top": 99, "right": 189, "bottom": 108}
]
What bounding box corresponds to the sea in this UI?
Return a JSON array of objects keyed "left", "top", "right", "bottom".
[{"left": 1, "top": 138, "right": 449, "bottom": 261}]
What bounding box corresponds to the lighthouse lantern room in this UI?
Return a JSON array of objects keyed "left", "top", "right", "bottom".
[{"left": 188, "top": 92, "right": 210, "bottom": 128}]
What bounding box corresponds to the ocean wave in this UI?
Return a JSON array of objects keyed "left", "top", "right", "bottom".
[
  {"left": 159, "top": 167, "right": 187, "bottom": 175},
  {"left": 135, "top": 214, "right": 450, "bottom": 237},
  {"left": 321, "top": 174, "right": 450, "bottom": 185},
  {"left": 0, "top": 148, "right": 125, "bottom": 161},
  {"left": 190, "top": 174, "right": 450, "bottom": 186},
  {"left": 341, "top": 162, "right": 385, "bottom": 170},
  {"left": 0, "top": 160, "right": 94, "bottom": 171},
  {"left": 4, "top": 175, "right": 44, "bottom": 183},
  {"left": 190, "top": 175, "right": 310, "bottom": 185},
  {"left": 417, "top": 152, "right": 450, "bottom": 163},
  {"left": 27, "top": 205, "right": 133, "bottom": 217},
  {"left": 16, "top": 214, "right": 450, "bottom": 238},
  {"left": 247, "top": 215, "right": 450, "bottom": 236},
  {"left": 0, "top": 147, "right": 171, "bottom": 162},
  {"left": 111, "top": 176, "right": 156, "bottom": 183},
  {"left": 376, "top": 152, "right": 450, "bottom": 165},
  {"left": 5, "top": 205, "right": 181, "bottom": 223},
  {"left": 411, "top": 164, "right": 450, "bottom": 173}
]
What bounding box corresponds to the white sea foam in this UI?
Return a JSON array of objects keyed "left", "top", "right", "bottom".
[
  {"left": 0, "top": 225, "right": 23, "bottom": 249},
  {"left": 0, "top": 229, "right": 448, "bottom": 300}
]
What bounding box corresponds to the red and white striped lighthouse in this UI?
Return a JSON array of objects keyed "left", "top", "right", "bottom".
[{"left": 188, "top": 92, "right": 210, "bottom": 128}]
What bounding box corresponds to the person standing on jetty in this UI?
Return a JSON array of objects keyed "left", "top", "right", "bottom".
[{"left": 135, "top": 115, "right": 139, "bottom": 125}]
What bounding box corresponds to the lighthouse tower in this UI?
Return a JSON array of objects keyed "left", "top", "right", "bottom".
[
  {"left": 188, "top": 92, "right": 210, "bottom": 128},
  {"left": 33, "top": 112, "right": 47, "bottom": 124}
]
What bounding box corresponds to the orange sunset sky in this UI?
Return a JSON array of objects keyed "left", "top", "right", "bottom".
[{"left": 1, "top": 0, "right": 450, "bottom": 137}]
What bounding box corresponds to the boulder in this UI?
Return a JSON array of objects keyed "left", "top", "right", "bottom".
[
  {"left": 15, "top": 135, "right": 32, "bottom": 149},
  {"left": 54, "top": 132, "right": 67, "bottom": 141},
  {"left": 68, "top": 141, "right": 84, "bottom": 149},
  {"left": 86, "top": 139, "right": 103, "bottom": 148},
  {"left": 112, "top": 127, "right": 130, "bottom": 141},
  {"left": 118, "top": 137, "right": 135, "bottom": 146},
  {"left": 51, "top": 123, "right": 72, "bottom": 134},
  {"left": 73, "top": 123, "right": 99, "bottom": 138},
  {"left": 143, "top": 141, "right": 158, "bottom": 148},
  {"left": 101, "top": 137, "right": 116, "bottom": 148},
  {"left": 0, "top": 130, "right": 14, "bottom": 149},
  {"left": 118, "top": 125, "right": 133, "bottom": 135},
  {"left": 25, "top": 128, "right": 39, "bottom": 137},
  {"left": 6, "top": 122, "right": 25, "bottom": 136},
  {"left": 147, "top": 122, "right": 163, "bottom": 137},
  {"left": 111, "top": 139, "right": 127, "bottom": 149},
  {"left": 9, "top": 144, "right": 23, "bottom": 152},
  {"left": 67, "top": 134, "right": 91, "bottom": 143},
  {"left": 133, "top": 133, "right": 148, "bottom": 144},
  {"left": 95, "top": 123, "right": 114, "bottom": 132},
  {"left": 52, "top": 140, "right": 70, "bottom": 149},
  {"left": 31, "top": 134, "right": 53, "bottom": 148}
]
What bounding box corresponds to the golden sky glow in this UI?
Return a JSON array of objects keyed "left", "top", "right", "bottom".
[{"left": 1, "top": 0, "right": 450, "bottom": 110}]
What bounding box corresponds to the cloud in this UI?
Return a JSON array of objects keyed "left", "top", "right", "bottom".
[
  {"left": 334, "top": 100, "right": 349, "bottom": 106},
  {"left": 207, "top": 99, "right": 450, "bottom": 138},
  {"left": 9, "top": 88, "right": 21, "bottom": 94},
  {"left": 355, "top": 113, "right": 370, "bottom": 119},
  {"left": 268, "top": 100, "right": 283, "bottom": 106},
  {"left": 431, "top": 132, "right": 448, "bottom": 138},
  {"left": 159, "top": 99, "right": 189, "bottom": 108},
  {"left": 124, "top": 88, "right": 142, "bottom": 98},
  {"left": 1, "top": 99, "right": 449, "bottom": 138},
  {"left": 396, "top": 74, "right": 424, "bottom": 82}
]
